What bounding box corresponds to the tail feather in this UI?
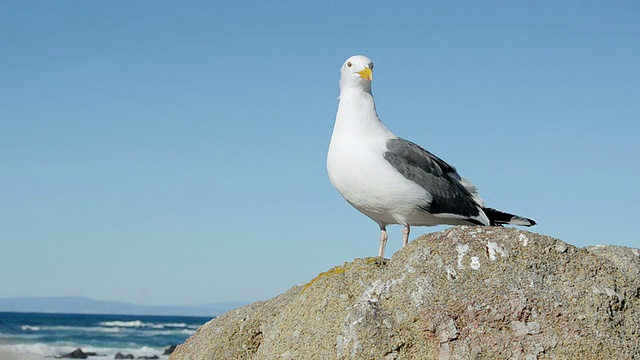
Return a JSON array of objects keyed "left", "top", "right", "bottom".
[{"left": 483, "top": 207, "right": 536, "bottom": 227}]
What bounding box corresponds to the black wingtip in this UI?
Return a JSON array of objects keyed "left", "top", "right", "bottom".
[{"left": 483, "top": 207, "right": 536, "bottom": 227}]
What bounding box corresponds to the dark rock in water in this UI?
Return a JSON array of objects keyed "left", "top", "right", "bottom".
[
  {"left": 114, "top": 353, "right": 134, "bottom": 359},
  {"left": 61, "top": 348, "right": 89, "bottom": 359},
  {"left": 162, "top": 345, "right": 177, "bottom": 355},
  {"left": 137, "top": 356, "right": 159, "bottom": 359},
  {"left": 170, "top": 227, "right": 640, "bottom": 359}
]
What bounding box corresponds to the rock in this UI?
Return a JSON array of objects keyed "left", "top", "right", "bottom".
[
  {"left": 61, "top": 348, "right": 89, "bottom": 359},
  {"left": 114, "top": 353, "right": 134, "bottom": 359},
  {"left": 162, "top": 345, "right": 177, "bottom": 356},
  {"left": 170, "top": 227, "right": 640, "bottom": 359},
  {"left": 137, "top": 356, "right": 159, "bottom": 359}
]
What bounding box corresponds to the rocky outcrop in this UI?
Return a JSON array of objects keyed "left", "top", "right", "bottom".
[
  {"left": 170, "top": 227, "right": 640, "bottom": 359},
  {"left": 58, "top": 348, "right": 99, "bottom": 359},
  {"left": 162, "top": 345, "right": 177, "bottom": 356},
  {"left": 114, "top": 354, "right": 134, "bottom": 359}
]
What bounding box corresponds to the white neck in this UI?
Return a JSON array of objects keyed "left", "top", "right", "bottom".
[
  {"left": 340, "top": 77, "right": 372, "bottom": 95},
  {"left": 333, "top": 88, "right": 394, "bottom": 140}
]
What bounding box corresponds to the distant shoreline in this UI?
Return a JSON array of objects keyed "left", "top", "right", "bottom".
[
  {"left": 0, "top": 310, "right": 214, "bottom": 319},
  {"left": 0, "top": 296, "right": 245, "bottom": 317}
]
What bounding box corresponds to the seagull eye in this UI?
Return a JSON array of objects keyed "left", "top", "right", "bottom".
[
  {"left": 370, "top": 63, "right": 374, "bottom": 69},
  {"left": 347, "top": 62, "right": 352, "bottom": 68}
]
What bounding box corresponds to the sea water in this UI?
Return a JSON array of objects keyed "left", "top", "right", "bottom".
[{"left": 0, "top": 312, "right": 210, "bottom": 358}]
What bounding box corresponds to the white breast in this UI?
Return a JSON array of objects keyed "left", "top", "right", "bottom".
[{"left": 327, "top": 90, "right": 433, "bottom": 226}]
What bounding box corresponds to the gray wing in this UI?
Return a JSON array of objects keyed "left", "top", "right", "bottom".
[{"left": 384, "top": 138, "right": 483, "bottom": 221}]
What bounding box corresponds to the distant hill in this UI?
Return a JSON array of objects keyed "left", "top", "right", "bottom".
[{"left": 0, "top": 296, "right": 245, "bottom": 317}]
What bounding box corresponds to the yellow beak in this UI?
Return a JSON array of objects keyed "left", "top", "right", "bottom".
[{"left": 358, "top": 67, "right": 373, "bottom": 81}]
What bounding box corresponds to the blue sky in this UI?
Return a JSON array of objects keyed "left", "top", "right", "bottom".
[{"left": 1, "top": 1, "right": 638, "bottom": 306}]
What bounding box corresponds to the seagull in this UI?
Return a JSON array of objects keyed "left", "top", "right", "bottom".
[{"left": 327, "top": 55, "right": 536, "bottom": 258}]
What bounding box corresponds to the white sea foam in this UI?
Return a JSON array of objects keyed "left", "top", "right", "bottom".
[
  {"left": 19, "top": 323, "right": 194, "bottom": 337},
  {"left": 3, "top": 313, "right": 204, "bottom": 360},
  {"left": 157, "top": 322, "right": 189, "bottom": 328},
  {"left": 149, "top": 329, "right": 196, "bottom": 336},
  {"left": 0, "top": 342, "right": 73, "bottom": 356},
  {"left": 79, "top": 344, "right": 167, "bottom": 358},
  {"left": 0, "top": 343, "right": 169, "bottom": 359},
  {"left": 99, "top": 320, "right": 190, "bottom": 329},
  {"left": 20, "top": 325, "right": 123, "bottom": 333},
  {"left": 100, "top": 320, "right": 146, "bottom": 327},
  {"left": 20, "top": 325, "right": 40, "bottom": 331}
]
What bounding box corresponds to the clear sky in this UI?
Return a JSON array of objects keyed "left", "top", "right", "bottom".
[{"left": 1, "top": 1, "right": 639, "bottom": 307}]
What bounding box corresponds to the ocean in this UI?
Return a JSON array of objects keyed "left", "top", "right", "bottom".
[{"left": 0, "top": 312, "right": 210, "bottom": 359}]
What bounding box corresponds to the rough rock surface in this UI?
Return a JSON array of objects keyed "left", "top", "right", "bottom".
[{"left": 171, "top": 227, "right": 640, "bottom": 359}]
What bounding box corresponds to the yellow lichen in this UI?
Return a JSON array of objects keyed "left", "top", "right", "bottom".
[
  {"left": 301, "top": 258, "right": 387, "bottom": 293},
  {"left": 303, "top": 264, "right": 347, "bottom": 292},
  {"left": 364, "top": 257, "right": 384, "bottom": 265}
]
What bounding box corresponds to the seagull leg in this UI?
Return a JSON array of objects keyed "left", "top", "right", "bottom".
[
  {"left": 402, "top": 225, "right": 410, "bottom": 247},
  {"left": 378, "top": 226, "right": 388, "bottom": 258}
]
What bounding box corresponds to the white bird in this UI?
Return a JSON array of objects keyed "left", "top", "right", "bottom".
[{"left": 327, "top": 55, "right": 535, "bottom": 258}]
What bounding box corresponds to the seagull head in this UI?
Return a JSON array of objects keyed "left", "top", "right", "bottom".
[{"left": 339, "top": 55, "right": 374, "bottom": 93}]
